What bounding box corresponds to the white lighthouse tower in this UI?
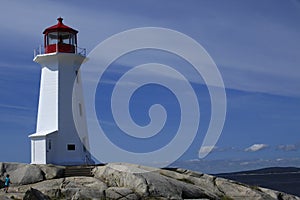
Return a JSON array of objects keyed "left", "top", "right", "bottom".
[{"left": 29, "top": 18, "right": 93, "bottom": 165}]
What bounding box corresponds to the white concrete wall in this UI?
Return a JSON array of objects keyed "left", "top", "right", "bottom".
[
  {"left": 33, "top": 53, "right": 91, "bottom": 165},
  {"left": 36, "top": 67, "right": 58, "bottom": 132},
  {"left": 57, "top": 54, "right": 85, "bottom": 164},
  {"left": 72, "top": 68, "right": 92, "bottom": 159}
]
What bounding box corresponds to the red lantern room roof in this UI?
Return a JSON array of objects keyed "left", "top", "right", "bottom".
[{"left": 43, "top": 17, "right": 78, "bottom": 34}]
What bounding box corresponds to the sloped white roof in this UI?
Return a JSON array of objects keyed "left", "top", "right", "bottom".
[{"left": 28, "top": 130, "right": 58, "bottom": 138}]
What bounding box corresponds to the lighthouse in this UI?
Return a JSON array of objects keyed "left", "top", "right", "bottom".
[{"left": 29, "top": 18, "right": 93, "bottom": 165}]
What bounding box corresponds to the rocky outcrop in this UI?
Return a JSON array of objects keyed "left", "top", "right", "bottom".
[
  {"left": 0, "top": 162, "right": 299, "bottom": 200},
  {"left": 23, "top": 188, "right": 51, "bottom": 200},
  {"left": 0, "top": 163, "right": 44, "bottom": 185},
  {"left": 3, "top": 176, "right": 107, "bottom": 200},
  {"left": 158, "top": 167, "right": 275, "bottom": 199},
  {"left": 37, "top": 164, "right": 65, "bottom": 180},
  {"left": 0, "top": 162, "right": 65, "bottom": 185},
  {"left": 93, "top": 163, "right": 218, "bottom": 199},
  {"left": 105, "top": 187, "right": 139, "bottom": 200}
]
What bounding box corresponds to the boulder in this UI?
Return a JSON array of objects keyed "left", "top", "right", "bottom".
[
  {"left": 71, "top": 188, "right": 105, "bottom": 200},
  {"left": 259, "top": 187, "right": 300, "bottom": 200},
  {"left": 10, "top": 178, "right": 64, "bottom": 197},
  {"left": 158, "top": 168, "right": 223, "bottom": 196},
  {"left": 214, "top": 177, "right": 274, "bottom": 200},
  {"left": 0, "top": 163, "right": 65, "bottom": 185},
  {"left": 0, "top": 195, "right": 15, "bottom": 200},
  {"left": 60, "top": 176, "right": 107, "bottom": 199},
  {"left": 93, "top": 163, "right": 218, "bottom": 199},
  {"left": 105, "top": 187, "right": 139, "bottom": 200},
  {"left": 0, "top": 162, "right": 44, "bottom": 185},
  {"left": 36, "top": 164, "right": 65, "bottom": 180},
  {"left": 14, "top": 176, "right": 107, "bottom": 199},
  {"left": 23, "top": 187, "right": 51, "bottom": 200},
  {"left": 158, "top": 168, "right": 283, "bottom": 200}
]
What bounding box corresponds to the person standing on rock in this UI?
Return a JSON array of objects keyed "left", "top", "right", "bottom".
[{"left": 4, "top": 174, "right": 11, "bottom": 193}]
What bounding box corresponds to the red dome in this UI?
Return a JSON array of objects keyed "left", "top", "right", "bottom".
[
  {"left": 43, "top": 17, "right": 78, "bottom": 34},
  {"left": 43, "top": 18, "right": 78, "bottom": 54}
]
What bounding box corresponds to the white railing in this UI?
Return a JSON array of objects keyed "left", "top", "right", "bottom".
[
  {"left": 33, "top": 45, "right": 43, "bottom": 57},
  {"left": 75, "top": 46, "right": 87, "bottom": 56},
  {"left": 33, "top": 45, "right": 87, "bottom": 57}
]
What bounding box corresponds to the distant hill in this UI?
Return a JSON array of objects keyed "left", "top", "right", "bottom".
[
  {"left": 217, "top": 167, "right": 300, "bottom": 175},
  {"left": 216, "top": 167, "right": 300, "bottom": 197}
]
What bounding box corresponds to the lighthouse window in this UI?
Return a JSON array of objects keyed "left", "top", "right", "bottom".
[
  {"left": 60, "top": 32, "right": 71, "bottom": 44},
  {"left": 47, "top": 32, "right": 59, "bottom": 45},
  {"left": 67, "top": 144, "right": 76, "bottom": 151},
  {"left": 79, "top": 103, "right": 82, "bottom": 116},
  {"left": 75, "top": 70, "right": 79, "bottom": 83},
  {"left": 82, "top": 137, "right": 87, "bottom": 152},
  {"left": 48, "top": 139, "right": 52, "bottom": 150}
]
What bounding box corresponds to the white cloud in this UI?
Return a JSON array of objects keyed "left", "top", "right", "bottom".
[
  {"left": 198, "top": 146, "right": 237, "bottom": 157},
  {"left": 244, "top": 144, "right": 268, "bottom": 152},
  {"left": 240, "top": 161, "right": 250, "bottom": 165},
  {"left": 199, "top": 146, "right": 218, "bottom": 155}
]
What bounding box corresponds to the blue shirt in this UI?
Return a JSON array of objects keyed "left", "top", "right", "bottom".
[{"left": 5, "top": 177, "right": 10, "bottom": 186}]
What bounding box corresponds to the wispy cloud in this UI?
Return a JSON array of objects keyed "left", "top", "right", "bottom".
[
  {"left": 244, "top": 144, "right": 269, "bottom": 152},
  {"left": 1, "top": 1, "right": 300, "bottom": 98},
  {"left": 276, "top": 144, "right": 299, "bottom": 151},
  {"left": 0, "top": 103, "right": 32, "bottom": 111}
]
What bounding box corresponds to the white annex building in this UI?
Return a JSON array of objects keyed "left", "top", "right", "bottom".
[{"left": 29, "top": 18, "right": 93, "bottom": 165}]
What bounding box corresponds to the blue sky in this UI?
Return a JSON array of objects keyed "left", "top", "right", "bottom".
[{"left": 0, "top": 0, "right": 299, "bottom": 173}]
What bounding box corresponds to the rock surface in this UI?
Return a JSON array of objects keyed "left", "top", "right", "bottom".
[
  {"left": 0, "top": 162, "right": 299, "bottom": 200},
  {"left": 105, "top": 187, "right": 139, "bottom": 200},
  {"left": 23, "top": 188, "right": 51, "bottom": 200},
  {"left": 37, "top": 164, "right": 65, "bottom": 180},
  {"left": 0, "top": 162, "right": 44, "bottom": 185},
  {"left": 93, "top": 163, "right": 218, "bottom": 199}
]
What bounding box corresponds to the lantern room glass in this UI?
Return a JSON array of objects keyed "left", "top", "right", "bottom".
[{"left": 46, "top": 32, "right": 76, "bottom": 46}]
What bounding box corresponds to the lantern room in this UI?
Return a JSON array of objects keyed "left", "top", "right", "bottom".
[{"left": 43, "top": 17, "right": 78, "bottom": 54}]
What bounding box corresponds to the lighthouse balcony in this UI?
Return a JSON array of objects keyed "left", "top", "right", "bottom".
[{"left": 34, "top": 45, "right": 86, "bottom": 57}]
